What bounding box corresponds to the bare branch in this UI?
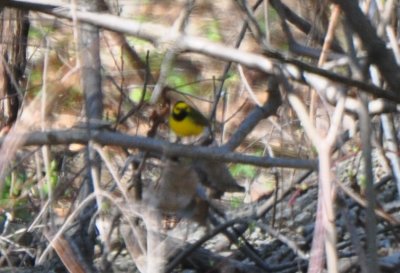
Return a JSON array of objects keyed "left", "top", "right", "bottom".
[
  {"left": 330, "top": 0, "right": 400, "bottom": 92},
  {"left": 0, "top": 129, "right": 317, "bottom": 169},
  {"left": 4, "top": 0, "right": 400, "bottom": 102}
]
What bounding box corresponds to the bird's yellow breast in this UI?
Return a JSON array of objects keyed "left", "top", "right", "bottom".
[{"left": 169, "top": 115, "right": 205, "bottom": 137}]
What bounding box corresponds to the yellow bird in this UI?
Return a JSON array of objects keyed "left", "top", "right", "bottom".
[{"left": 168, "top": 101, "right": 209, "bottom": 137}]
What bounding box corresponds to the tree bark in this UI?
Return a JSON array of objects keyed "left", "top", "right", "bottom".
[{"left": 0, "top": 8, "right": 29, "bottom": 128}]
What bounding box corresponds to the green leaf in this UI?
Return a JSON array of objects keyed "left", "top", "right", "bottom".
[
  {"left": 229, "top": 196, "right": 243, "bottom": 209},
  {"left": 167, "top": 72, "right": 197, "bottom": 94},
  {"left": 204, "top": 20, "right": 222, "bottom": 42},
  {"left": 230, "top": 163, "right": 257, "bottom": 179},
  {"left": 129, "top": 87, "right": 151, "bottom": 103}
]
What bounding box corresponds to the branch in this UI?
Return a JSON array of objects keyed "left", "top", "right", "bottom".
[
  {"left": 270, "top": 0, "right": 344, "bottom": 53},
  {"left": 357, "top": 96, "right": 380, "bottom": 273},
  {"left": 4, "top": 0, "right": 400, "bottom": 102},
  {"left": 2, "top": 129, "right": 317, "bottom": 170},
  {"left": 330, "top": 0, "right": 400, "bottom": 92},
  {"left": 222, "top": 76, "right": 281, "bottom": 151}
]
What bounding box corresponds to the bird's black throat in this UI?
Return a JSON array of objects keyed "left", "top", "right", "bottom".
[{"left": 172, "top": 110, "right": 188, "bottom": 121}]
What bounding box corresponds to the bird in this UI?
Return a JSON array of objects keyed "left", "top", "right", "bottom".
[
  {"left": 143, "top": 158, "right": 206, "bottom": 229},
  {"left": 192, "top": 158, "right": 244, "bottom": 197},
  {"left": 168, "top": 101, "right": 209, "bottom": 137},
  {"left": 168, "top": 101, "right": 243, "bottom": 197}
]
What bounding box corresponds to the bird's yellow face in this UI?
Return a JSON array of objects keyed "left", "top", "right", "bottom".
[{"left": 169, "top": 101, "right": 208, "bottom": 137}]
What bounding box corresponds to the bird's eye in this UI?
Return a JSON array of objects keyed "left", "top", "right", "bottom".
[{"left": 174, "top": 106, "right": 183, "bottom": 114}]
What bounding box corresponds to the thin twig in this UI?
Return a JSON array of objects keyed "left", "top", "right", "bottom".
[
  {"left": 237, "top": 64, "right": 262, "bottom": 106},
  {"left": 310, "top": 5, "right": 341, "bottom": 124},
  {"left": 336, "top": 179, "right": 399, "bottom": 225},
  {"left": 223, "top": 76, "right": 281, "bottom": 151},
  {"left": 5, "top": 0, "right": 399, "bottom": 102},
  {"left": 166, "top": 218, "right": 249, "bottom": 272},
  {"left": 330, "top": 0, "right": 400, "bottom": 92}
]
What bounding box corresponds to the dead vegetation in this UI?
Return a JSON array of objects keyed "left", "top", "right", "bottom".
[{"left": 0, "top": 0, "right": 399, "bottom": 272}]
